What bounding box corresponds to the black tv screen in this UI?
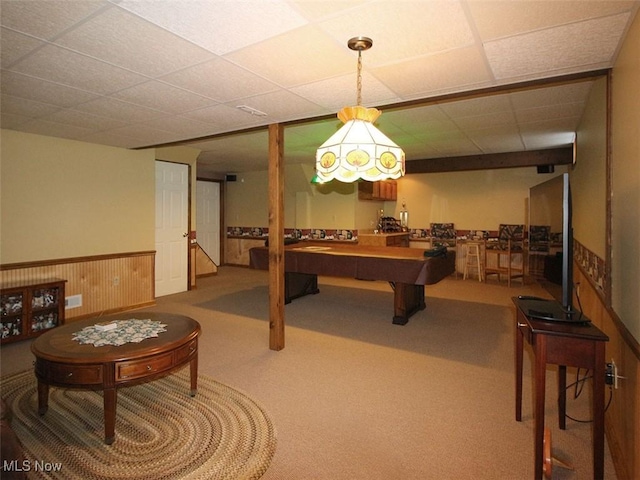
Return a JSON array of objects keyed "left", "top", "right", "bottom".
[{"left": 529, "top": 173, "right": 574, "bottom": 313}]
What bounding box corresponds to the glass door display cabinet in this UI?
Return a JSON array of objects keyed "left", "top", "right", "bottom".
[{"left": 1, "top": 278, "right": 66, "bottom": 344}]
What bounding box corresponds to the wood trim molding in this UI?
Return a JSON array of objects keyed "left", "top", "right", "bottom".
[{"left": 0, "top": 251, "right": 156, "bottom": 271}]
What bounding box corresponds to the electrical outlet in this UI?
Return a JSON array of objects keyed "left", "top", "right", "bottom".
[
  {"left": 606, "top": 359, "right": 624, "bottom": 389},
  {"left": 605, "top": 362, "right": 614, "bottom": 385}
]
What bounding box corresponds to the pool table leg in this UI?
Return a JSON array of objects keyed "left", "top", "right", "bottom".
[{"left": 392, "top": 283, "right": 425, "bottom": 325}]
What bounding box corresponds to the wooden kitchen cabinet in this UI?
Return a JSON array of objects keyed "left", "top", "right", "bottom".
[{"left": 358, "top": 180, "right": 397, "bottom": 201}]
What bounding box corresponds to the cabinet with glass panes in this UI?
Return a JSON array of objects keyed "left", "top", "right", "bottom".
[{"left": 1, "top": 278, "right": 66, "bottom": 344}]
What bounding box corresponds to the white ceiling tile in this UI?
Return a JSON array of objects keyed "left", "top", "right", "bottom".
[
  {"left": 225, "top": 24, "right": 354, "bottom": 88},
  {"left": 8, "top": 44, "right": 149, "bottom": 94},
  {"left": 113, "top": 81, "right": 218, "bottom": 114},
  {"left": 41, "top": 109, "right": 129, "bottom": 131},
  {"left": 402, "top": 143, "right": 442, "bottom": 161},
  {"left": 0, "top": 1, "right": 632, "bottom": 172},
  {"left": 509, "top": 82, "right": 594, "bottom": 109},
  {"left": 101, "top": 123, "right": 186, "bottom": 147},
  {"left": 0, "top": 0, "right": 109, "bottom": 39},
  {"left": 429, "top": 135, "right": 483, "bottom": 156},
  {"left": 485, "top": 13, "right": 632, "bottom": 79},
  {"left": 160, "top": 58, "right": 279, "bottom": 102},
  {"left": 80, "top": 130, "right": 149, "bottom": 149},
  {"left": 142, "top": 116, "right": 218, "bottom": 138},
  {"left": 396, "top": 117, "right": 463, "bottom": 137},
  {"left": 182, "top": 104, "right": 266, "bottom": 132},
  {"left": 373, "top": 46, "right": 493, "bottom": 99},
  {"left": 522, "top": 131, "right": 576, "bottom": 150},
  {"left": 422, "top": 128, "right": 469, "bottom": 145},
  {"left": 73, "top": 97, "right": 166, "bottom": 123},
  {"left": 0, "top": 112, "right": 33, "bottom": 129},
  {"left": 285, "top": 119, "right": 344, "bottom": 148},
  {"left": 53, "top": 7, "right": 215, "bottom": 78},
  {"left": 439, "top": 95, "right": 514, "bottom": 118},
  {"left": 19, "top": 119, "right": 95, "bottom": 140},
  {"left": 452, "top": 111, "right": 517, "bottom": 131},
  {"left": 191, "top": 131, "right": 268, "bottom": 156},
  {"left": 467, "top": 126, "right": 526, "bottom": 153},
  {"left": 0, "top": 28, "right": 45, "bottom": 68},
  {"left": 225, "top": 89, "right": 328, "bottom": 124},
  {"left": 516, "top": 104, "right": 584, "bottom": 125},
  {"left": 118, "top": 0, "right": 308, "bottom": 55},
  {"left": 289, "top": 1, "right": 368, "bottom": 21},
  {"left": 383, "top": 105, "right": 450, "bottom": 125},
  {"left": 290, "top": 71, "right": 401, "bottom": 111},
  {"left": 0, "top": 71, "right": 101, "bottom": 107},
  {"left": 469, "top": 0, "right": 638, "bottom": 42},
  {"left": 521, "top": 117, "right": 581, "bottom": 135},
  {"left": 318, "top": 1, "right": 475, "bottom": 65},
  {"left": 0, "top": 94, "right": 62, "bottom": 118}
]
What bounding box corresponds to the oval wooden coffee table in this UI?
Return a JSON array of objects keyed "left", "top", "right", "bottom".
[{"left": 31, "top": 312, "right": 200, "bottom": 444}]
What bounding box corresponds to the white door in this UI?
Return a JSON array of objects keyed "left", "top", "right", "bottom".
[
  {"left": 155, "top": 161, "right": 189, "bottom": 297},
  {"left": 196, "top": 180, "right": 221, "bottom": 265}
]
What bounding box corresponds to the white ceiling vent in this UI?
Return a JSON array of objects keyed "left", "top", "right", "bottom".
[{"left": 236, "top": 105, "right": 268, "bottom": 117}]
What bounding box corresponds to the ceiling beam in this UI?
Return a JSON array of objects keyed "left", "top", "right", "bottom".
[{"left": 405, "top": 147, "right": 573, "bottom": 174}]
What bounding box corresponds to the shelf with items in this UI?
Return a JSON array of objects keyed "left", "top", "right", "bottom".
[{"left": 1, "top": 278, "right": 66, "bottom": 344}]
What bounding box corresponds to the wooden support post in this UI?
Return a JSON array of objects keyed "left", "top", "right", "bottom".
[{"left": 268, "top": 124, "right": 285, "bottom": 351}]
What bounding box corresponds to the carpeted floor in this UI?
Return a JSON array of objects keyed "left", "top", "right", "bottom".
[
  {"left": 0, "top": 267, "right": 618, "bottom": 479},
  {"left": 1, "top": 369, "right": 276, "bottom": 479}
]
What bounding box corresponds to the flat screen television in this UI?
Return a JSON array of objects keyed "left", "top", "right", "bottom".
[{"left": 528, "top": 172, "right": 582, "bottom": 321}]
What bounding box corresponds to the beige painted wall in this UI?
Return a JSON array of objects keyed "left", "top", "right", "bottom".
[
  {"left": 225, "top": 171, "right": 269, "bottom": 227},
  {"left": 225, "top": 169, "right": 380, "bottom": 231},
  {"left": 0, "top": 130, "right": 155, "bottom": 264},
  {"left": 392, "top": 167, "right": 561, "bottom": 231},
  {"left": 611, "top": 10, "right": 640, "bottom": 341},
  {"left": 225, "top": 163, "right": 563, "bottom": 234},
  {"left": 572, "top": 76, "right": 607, "bottom": 259}
]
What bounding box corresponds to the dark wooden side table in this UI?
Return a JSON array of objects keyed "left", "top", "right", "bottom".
[
  {"left": 513, "top": 298, "right": 608, "bottom": 479},
  {"left": 31, "top": 313, "right": 200, "bottom": 444}
]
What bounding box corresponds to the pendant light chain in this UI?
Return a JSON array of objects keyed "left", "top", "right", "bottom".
[{"left": 356, "top": 50, "right": 363, "bottom": 107}]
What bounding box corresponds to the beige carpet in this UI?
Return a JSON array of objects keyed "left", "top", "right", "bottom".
[
  {"left": 0, "top": 267, "right": 618, "bottom": 479},
  {"left": 1, "top": 369, "right": 276, "bottom": 480}
]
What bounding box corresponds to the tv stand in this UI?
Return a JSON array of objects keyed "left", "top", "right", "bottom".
[
  {"left": 513, "top": 297, "right": 608, "bottom": 479},
  {"left": 517, "top": 297, "right": 589, "bottom": 324}
]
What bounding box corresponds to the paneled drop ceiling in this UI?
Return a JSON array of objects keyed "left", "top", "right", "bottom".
[{"left": 1, "top": 1, "right": 638, "bottom": 174}]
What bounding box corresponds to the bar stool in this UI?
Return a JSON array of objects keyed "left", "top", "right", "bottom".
[
  {"left": 463, "top": 241, "right": 483, "bottom": 282},
  {"left": 485, "top": 224, "right": 526, "bottom": 287}
]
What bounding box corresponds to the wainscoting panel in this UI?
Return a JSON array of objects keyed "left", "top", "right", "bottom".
[
  {"left": 574, "top": 263, "right": 639, "bottom": 480},
  {"left": 0, "top": 252, "right": 155, "bottom": 321}
]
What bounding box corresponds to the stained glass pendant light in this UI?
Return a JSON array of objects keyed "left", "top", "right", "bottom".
[{"left": 315, "top": 36, "right": 405, "bottom": 183}]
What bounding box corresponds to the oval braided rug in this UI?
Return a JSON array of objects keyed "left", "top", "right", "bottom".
[{"left": 1, "top": 369, "right": 276, "bottom": 480}]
